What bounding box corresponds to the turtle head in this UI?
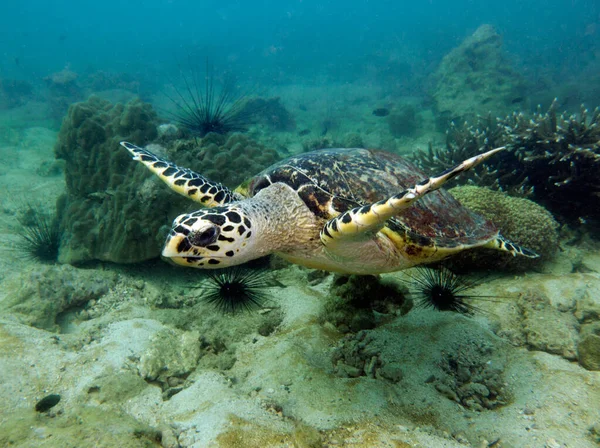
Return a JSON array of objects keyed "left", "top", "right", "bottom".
[{"left": 161, "top": 205, "right": 257, "bottom": 269}]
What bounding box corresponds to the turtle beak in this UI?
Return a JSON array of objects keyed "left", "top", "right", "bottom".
[
  {"left": 162, "top": 234, "right": 207, "bottom": 267},
  {"left": 161, "top": 234, "right": 185, "bottom": 259},
  {"left": 161, "top": 255, "right": 188, "bottom": 267}
]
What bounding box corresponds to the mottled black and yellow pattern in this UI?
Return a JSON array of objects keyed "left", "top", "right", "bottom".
[
  {"left": 247, "top": 147, "right": 503, "bottom": 252},
  {"left": 122, "top": 142, "right": 536, "bottom": 272},
  {"left": 121, "top": 142, "right": 243, "bottom": 207},
  {"left": 318, "top": 147, "right": 503, "bottom": 246},
  {"left": 486, "top": 234, "right": 538, "bottom": 258},
  {"left": 162, "top": 205, "right": 253, "bottom": 267}
]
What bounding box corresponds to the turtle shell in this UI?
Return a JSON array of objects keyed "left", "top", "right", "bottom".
[{"left": 246, "top": 148, "right": 497, "bottom": 248}]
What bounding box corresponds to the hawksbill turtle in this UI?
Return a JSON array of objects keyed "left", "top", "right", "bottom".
[{"left": 120, "top": 142, "right": 536, "bottom": 275}]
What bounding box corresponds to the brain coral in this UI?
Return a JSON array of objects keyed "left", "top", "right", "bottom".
[{"left": 448, "top": 185, "right": 559, "bottom": 269}]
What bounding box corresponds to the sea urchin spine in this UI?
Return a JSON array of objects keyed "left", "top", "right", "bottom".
[
  {"left": 199, "top": 267, "right": 273, "bottom": 314},
  {"left": 405, "top": 267, "right": 480, "bottom": 315},
  {"left": 16, "top": 205, "right": 61, "bottom": 263}
]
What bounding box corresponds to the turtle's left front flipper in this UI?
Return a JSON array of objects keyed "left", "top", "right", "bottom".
[
  {"left": 120, "top": 142, "right": 242, "bottom": 207},
  {"left": 320, "top": 147, "right": 503, "bottom": 247}
]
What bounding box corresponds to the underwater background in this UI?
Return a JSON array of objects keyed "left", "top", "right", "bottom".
[{"left": 1, "top": 1, "right": 600, "bottom": 447}]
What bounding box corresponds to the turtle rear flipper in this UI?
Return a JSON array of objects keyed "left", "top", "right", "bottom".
[
  {"left": 485, "top": 235, "right": 538, "bottom": 258},
  {"left": 320, "top": 147, "right": 504, "bottom": 248},
  {"left": 120, "top": 142, "right": 242, "bottom": 207}
]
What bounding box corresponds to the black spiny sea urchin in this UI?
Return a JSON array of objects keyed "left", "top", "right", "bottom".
[
  {"left": 404, "top": 267, "right": 484, "bottom": 315},
  {"left": 199, "top": 267, "right": 274, "bottom": 314},
  {"left": 166, "top": 58, "right": 253, "bottom": 137},
  {"left": 16, "top": 205, "right": 61, "bottom": 263}
]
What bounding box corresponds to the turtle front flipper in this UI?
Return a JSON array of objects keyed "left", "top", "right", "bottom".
[
  {"left": 120, "top": 142, "right": 242, "bottom": 207},
  {"left": 320, "top": 147, "right": 504, "bottom": 248}
]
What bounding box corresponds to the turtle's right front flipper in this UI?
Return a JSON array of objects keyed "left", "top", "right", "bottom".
[
  {"left": 120, "top": 142, "right": 242, "bottom": 207},
  {"left": 320, "top": 147, "right": 504, "bottom": 247}
]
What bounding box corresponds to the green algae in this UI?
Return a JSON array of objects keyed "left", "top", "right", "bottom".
[
  {"left": 0, "top": 407, "right": 161, "bottom": 448},
  {"left": 1, "top": 264, "right": 117, "bottom": 331},
  {"left": 86, "top": 370, "right": 149, "bottom": 404},
  {"left": 139, "top": 328, "right": 201, "bottom": 382}
]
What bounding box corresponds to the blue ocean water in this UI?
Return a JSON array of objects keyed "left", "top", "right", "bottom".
[
  {"left": 1, "top": 0, "right": 598, "bottom": 89},
  {"left": 2, "top": 2, "right": 600, "bottom": 447}
]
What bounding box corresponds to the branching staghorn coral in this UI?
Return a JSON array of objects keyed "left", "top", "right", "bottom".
[
  {"left": 501, "top": 100, "right": 600, "bottom": 191},
  {"left": 411, "top": 116, "right": 531, "bottom": 196},
  {"left": 500, "top": 100, "right": 600, "bottom": 223},
  {"left": 413, "top": 101, "right": 600, "bottom": 225}
]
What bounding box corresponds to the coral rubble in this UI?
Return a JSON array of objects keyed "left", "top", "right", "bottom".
[
  {"left": 434, "top": 340, "right": 509, "bottom": 411},
  {"left": 1, "top": 264, "right": 117, "bottom": 331},
  {"left": 322, "top": 274, "right": 409, "bottom": 332},
  {"left": 578, "top": 323, "right": 600, "bottom": 370}
]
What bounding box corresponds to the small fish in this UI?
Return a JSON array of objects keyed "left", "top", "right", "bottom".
[
  {"left": 298, "top": 129, "right": 310, "bottom": 136},
  {"left": 35, "top": 394, "right": 61, "bottom": 412},
  {"left": 372, "top": 108, "right": 389, "bottom": 117}
]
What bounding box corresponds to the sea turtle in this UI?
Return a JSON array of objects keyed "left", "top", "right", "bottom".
[{"left": 120, "top": 142, "right": 536, "bottom": 275}]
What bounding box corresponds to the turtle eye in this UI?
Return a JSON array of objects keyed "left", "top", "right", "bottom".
[{"left": 189, "top": 226, "right": 220, "bottom": 247}]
